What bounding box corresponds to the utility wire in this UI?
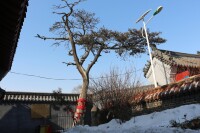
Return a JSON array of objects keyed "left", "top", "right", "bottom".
[
  {"left": 10, "top": 71, "right": 80, "bottom": 81},
  {"left": 10, "top": 69, "right": 142, "bottom": 81}
]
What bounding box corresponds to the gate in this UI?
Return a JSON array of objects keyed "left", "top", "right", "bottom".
[{"left": 51, "top": 113, "right": 74, "bottom": 132}]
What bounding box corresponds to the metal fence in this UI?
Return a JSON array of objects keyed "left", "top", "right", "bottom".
[{"left": 51, "top": 113, "right": 74, "bottom": 132}]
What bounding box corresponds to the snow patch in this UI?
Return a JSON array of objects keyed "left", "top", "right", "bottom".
[{"left": 64, "top": 104, "right": 200, "bottom": 133}]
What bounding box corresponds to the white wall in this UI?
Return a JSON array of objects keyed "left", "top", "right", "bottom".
[{"left": 146, "top": 58, "right": 171, "bottom": 86}]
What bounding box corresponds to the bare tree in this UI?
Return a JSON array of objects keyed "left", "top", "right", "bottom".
[
  {"left": 72, "top": 84, "right": 93, "bottom": 94},
  {"left": 36, "top": 0, "right": 166, "bottom": 124},
  {"left": 89, "top": 67, "right": 141, "bottom": 122},
  {"left": 72, "top": 85, "right": 82, "bottom": 94}
]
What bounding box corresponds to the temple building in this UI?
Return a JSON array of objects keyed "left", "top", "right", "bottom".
[{"left": 143, "top": 48, "right": 200, "bottom": 86}]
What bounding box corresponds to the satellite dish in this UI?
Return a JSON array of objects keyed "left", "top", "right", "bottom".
[{"left": 136, "top": 9, "right": 152, "bottom": 23}]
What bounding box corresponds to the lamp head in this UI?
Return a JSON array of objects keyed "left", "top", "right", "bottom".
[
  {"left": 136, "top": 9, "right": 152, "bottom": 23},
  {"left": 153, "top": 6, "right": 163, "bottom": 16}
]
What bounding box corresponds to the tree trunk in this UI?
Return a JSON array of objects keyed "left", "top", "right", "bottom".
[{"left": 73, "top": 75, "right": 89, "bottom": 125}]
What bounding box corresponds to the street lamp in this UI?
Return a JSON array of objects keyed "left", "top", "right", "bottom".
[{"left": 136, "top": 6, "right": 163, "bottom": 88}]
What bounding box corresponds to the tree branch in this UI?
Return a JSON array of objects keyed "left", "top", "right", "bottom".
[
  {"left": 36, "top": 34, "right": 69, "bottom": 41},
  {"left": 68, "top": 50, "right": 73, "bottom": 56},
  {"left": 63, "top": 0, "right": 83, "bottom": 17},
  {"left": 61, "top": 3, "right": 86, "bottom": 78},
  {"left": 62, "top": 62, "right": 76, "bottom": 66},
  {"left": 87, "top": 45, "right": 104, "bottom": 73},
  {"left": 80, "top": 45, "right": 93, "bottom": 65},
  {"left": 53, "top": 12, "right": 66, "bottom": 15},
  {"left": 52, "top": 4, "right": 68, "bottom": 10}
]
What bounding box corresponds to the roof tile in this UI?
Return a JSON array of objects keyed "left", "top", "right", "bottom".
[
  {"left": 132, "top": 74, "right": 200, "bottom": 104},
  {"left": 143, "top": 49, "right": 200, "bottom": 77},
  {"left": 1, "top": 92, "right": 80, "bottom": 103}
]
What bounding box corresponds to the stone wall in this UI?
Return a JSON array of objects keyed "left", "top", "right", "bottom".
[
  {"left": 0, "top": 103, "right": 78, "bottom": 133},
  {"left": 132, "top": 89, "right": 200, "bottom": 117},
  {"left": 0, "top": 92, "right": 92, "bottom": 133}
]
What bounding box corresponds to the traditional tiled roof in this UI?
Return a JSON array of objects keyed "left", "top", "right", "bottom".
[
  {"left": 143, "top": 48, "right": 200, "bottom": 77},
  {"left": 132, "top": 74, "right": 200, "bottom": 104},
  {"left": 0, "top": 87, "right": 5, "bottom": 100},
  {"left": 1, "top": 91, "right": 79, "bottom": 103},
  {"left": 0, "top": 0, "right": 28, "bottom": 80}
]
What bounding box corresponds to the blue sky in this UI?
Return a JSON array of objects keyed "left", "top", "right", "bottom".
[{"left": 1, "top": 0, "right": 200, "bottom": 93}]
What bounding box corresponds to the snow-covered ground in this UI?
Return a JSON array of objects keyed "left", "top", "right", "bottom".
[{"left": 64, "top": 104, "right": 200, "bottom": 133}]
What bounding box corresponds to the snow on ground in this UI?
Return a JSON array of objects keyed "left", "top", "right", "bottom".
[{"left": 64, "top": 104, "right": 200, "bottom": 133}]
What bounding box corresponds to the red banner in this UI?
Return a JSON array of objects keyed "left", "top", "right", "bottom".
[{"left": 175, "top": 71, "right": 190, "bottom": 81}]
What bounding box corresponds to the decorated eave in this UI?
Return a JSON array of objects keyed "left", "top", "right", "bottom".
[
  {"left": 0, "top": 0, "right": 28, "bottom": 81},
  {"left": 0, "top": 87, "right": 5, "bottom": 100},
  {"left": 0, "top": 91, "right": 79, "bottom": 103},
  {"left": 132, "top": 74, "right": 200, "bottom": 104},
  {"left": 143, "top": 48, "right": 200, "bottom": 77}
]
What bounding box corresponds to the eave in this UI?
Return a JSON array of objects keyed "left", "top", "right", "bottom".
[{"left": 0, "top": 0, "right": 28, "bottom": 81}]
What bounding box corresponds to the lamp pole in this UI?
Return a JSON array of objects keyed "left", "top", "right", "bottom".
[
  {"left": 136, "top": 6, "right": 163, "bottom": 88},
  {"left": 143, "top": 20, "right": 158, "bottom": 88}
]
